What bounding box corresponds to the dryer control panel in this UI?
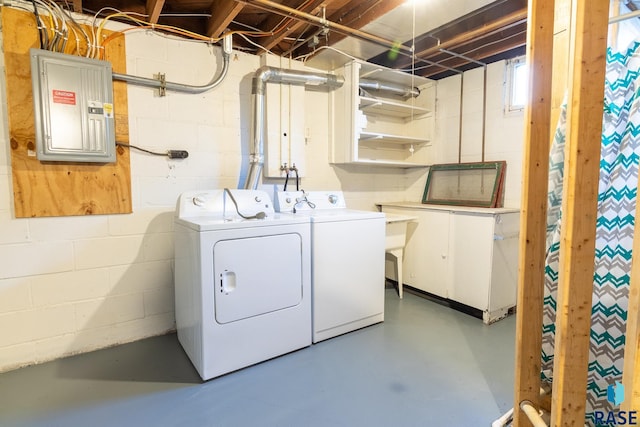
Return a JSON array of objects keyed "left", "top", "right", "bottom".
[
  {"left": 275, "top": 191, "right": 346, "bottom": 213},
  {"left": 176, "top": 189, "right": 274, "bottom": 220}
]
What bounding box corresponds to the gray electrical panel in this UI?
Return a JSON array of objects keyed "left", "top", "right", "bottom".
[{"left": 30, "top": 48, "right": 116, "bottom": 163}]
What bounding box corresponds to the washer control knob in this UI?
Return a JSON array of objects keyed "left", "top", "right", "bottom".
[
  {"left": 254, "top": 196, "right": 262, "bottom": 203},
  {"left": 328, "top": 194, "right": 338, "bottom": 204},
  {"left": 193, "top": 196, "right": 206, "bottom": 206},
  {"left": 286, "top": 197, "right": 292, "bottom": 204}
]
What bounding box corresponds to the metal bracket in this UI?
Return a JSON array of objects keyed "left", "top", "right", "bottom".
[{"left": 154, "top": 72, "right": 167, "bottom": 97}]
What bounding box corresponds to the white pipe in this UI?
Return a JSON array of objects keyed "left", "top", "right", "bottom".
[
  {"left": 491, "top": 408, "right": 514, "bottom": 427},
  {"left": 112, "top": 34, "right": 233, "bottom": 94},
  {"left": 492, "top": 386, "right": 549, "bottom": 427},
  {"left": 520, "top": 400, "right": 548, "bottom": 427},
  {"left": 609, "top": 9, "right": 640, "bottom": 24}
]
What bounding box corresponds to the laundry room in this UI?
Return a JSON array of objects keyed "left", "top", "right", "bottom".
[{"left": 0, "top": 1, "right": 639, "bottom": 426}]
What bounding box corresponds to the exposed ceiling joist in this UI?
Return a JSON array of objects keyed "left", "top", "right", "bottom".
[
  {"left": 244, "top": 0, "right": 412, "bottom": 54},
  {"left": 72, "top": 0, "right": 83, "bottom": 14},
  {"left": 207, "top": 0, "right": 245, "bottom": 38},
  {"left": 72, "top": 0, "right": 528, "bottom": 79},
  {"left": 146, "top": 0, "right": 165, "bottom": 24},
  {"left": 256, "top": 0, "right": 330, "bottom": 53},
  {"left": 294, "top": 0, "right": 405, "bottom": 58},
  {"left": 394, "top": 7, "right": 527, "bottom": 69}
]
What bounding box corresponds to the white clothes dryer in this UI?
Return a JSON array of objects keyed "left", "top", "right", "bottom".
[
  {"left": 174, "top": 189, "right": 311, "bottom": 380},
  {"left": 276, "top": 191, "right": 385, "bottom": 343}
]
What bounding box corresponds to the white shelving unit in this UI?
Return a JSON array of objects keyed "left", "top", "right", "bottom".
[{"left": 330, "top": 61, "right": 436, "bottom": 167}]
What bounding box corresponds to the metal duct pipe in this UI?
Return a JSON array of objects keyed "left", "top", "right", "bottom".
[
  {"left": 244, "top": 66, "right": 344, "bottom": 190},
  {"left": 359, "top": 78, "right": 420, "bottom": 98},
  {"left": 112, "top": 34, "right": 233, "bottom": 94}
]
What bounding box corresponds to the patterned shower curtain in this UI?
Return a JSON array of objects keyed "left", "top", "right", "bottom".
[{"left": 540, "top": 41, "right": 640, "bottom": 425}]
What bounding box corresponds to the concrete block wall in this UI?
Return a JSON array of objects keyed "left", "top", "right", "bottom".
[
  {"left": 0, "top": 15, "right": 524, "bottom": 373},
  {"left": 0, "top": 17, "right": 415, "bottom": 372},
  {"left": 432, "top": 61, "right": 525, "bottom": 208}
]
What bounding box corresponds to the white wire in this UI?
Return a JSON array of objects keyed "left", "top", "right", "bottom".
[
  {"left": 114, "top": 26, "right": 219, "bottom": 47},
  {"left": 59, "top": 8, "right": 91, "bottom": 56},
  {"left": 91, "top": 7, "right": 133, "bottom": 58},
  {"left": 237, "top": 32, "right": 274, "bottom": 55},
  {"left": 43, "top": 0, "right": 70, "bottom": 52},
  {"left": 32, "top": 0, "right": 61, "bottom": 51},
  {"left": 294, "top": 45, "right": 360, "bottom": 63}
]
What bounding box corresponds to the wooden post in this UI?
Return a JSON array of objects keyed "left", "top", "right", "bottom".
[
  {"left": 550, "top": 1, "right": 609, "bottom": 425},
  {"left": 512, "top": 0, "right": 555, "bottom": 425},
  {"left": 623, "top": 219, "right": 640, "bottom": 411}
]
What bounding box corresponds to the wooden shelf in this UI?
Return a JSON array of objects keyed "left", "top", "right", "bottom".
[
  {"left": 359, "top": 96, "right": 431, "bottom": 119},
  {"left": 330, "top": 60, "right": 435, "bottom": 168},
  {"left": 346, "top": 158, "right": 430, "bottom": 168},
  {"left": 359, "top": 131, "right": 430, "bottom": 145}
]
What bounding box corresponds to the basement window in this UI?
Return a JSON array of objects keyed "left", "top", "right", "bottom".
[{"left": 505, "top": 56, "right": 528, "bottom": 114}]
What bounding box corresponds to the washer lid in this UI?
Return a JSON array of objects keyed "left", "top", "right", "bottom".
[
  {"left": 175, "top": 213, "right": 310, "bottom": 231},
  {"left": 308, "top": 209, "right": 385, "bottom": 223}
]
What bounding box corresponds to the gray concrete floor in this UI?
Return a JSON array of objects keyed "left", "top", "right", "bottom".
[{"left": 0, "top": 287, "right": 516, "bottom": 427}]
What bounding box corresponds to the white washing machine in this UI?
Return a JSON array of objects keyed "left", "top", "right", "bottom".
[
  {"left": 275, "top": 191, "right": 385, "bottom": 343},
  {"left": 174, "top": 189, "right": 311, "bottom": 380}
]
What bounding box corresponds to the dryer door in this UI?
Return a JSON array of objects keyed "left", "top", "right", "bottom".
[{"left": 213, "top": 233, "right": 303, "bottom": 324}]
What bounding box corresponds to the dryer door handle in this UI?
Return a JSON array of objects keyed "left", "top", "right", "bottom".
[{"left": 220, "top": 270, "right": 237, "bottom": 294}]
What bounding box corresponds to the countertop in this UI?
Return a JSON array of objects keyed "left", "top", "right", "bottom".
[{"left": 377, "top": 201, "right": 520, "bottom": 215}]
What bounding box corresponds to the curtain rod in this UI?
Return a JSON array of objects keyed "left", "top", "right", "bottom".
[{"left": 609, "top": 9, "right": 640, "bottom": 24}]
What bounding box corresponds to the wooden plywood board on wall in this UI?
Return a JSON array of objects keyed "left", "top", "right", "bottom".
[{"left": 2, "top": 7, "right": 132, "bottom": 217}]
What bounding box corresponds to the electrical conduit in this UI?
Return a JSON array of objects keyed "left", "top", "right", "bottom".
[{"left": 112, "top": 34, "right": 233, "bottom": 94}]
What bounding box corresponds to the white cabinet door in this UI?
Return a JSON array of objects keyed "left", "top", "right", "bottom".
[
  {"left": 383, "top": 207, "right": 450, "bottom": 297},
  {"left": 447, "top": 213, "right": 494, "bottom": 309},
  {"left": 488, "top": 212, "right": 520, "bottom": 312},
  {"left": 381, "top": 205, "right": 519, "bottom": 322}
]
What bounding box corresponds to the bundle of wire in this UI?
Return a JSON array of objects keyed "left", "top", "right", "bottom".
[{"left": 8, "top": 0, "right": 321, "bottom": 60}]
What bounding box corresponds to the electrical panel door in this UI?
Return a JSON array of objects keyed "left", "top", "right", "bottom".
[{"left": 30, "top": 49, "right": 116, "bottom": 163}]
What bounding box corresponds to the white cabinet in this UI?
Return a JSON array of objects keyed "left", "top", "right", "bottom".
[
  {"left": 380, "top": 203, "right": 520, "bottom": 323},
  {"left": 331, "top": 61, "right": 436, "bottom": 167}
]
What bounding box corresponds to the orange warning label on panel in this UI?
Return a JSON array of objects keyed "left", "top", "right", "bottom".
[{"left": 52, "top": 90, "right": 76, "bottom": 105}]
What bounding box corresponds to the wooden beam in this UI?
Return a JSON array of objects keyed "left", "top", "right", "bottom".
[
  {"left": 623, "top": 213, "right": 640, "bottom": 411},
  {"left": 72, "top": 0, "right": 83, "bottom": 13},
  {"left": 257, "top": 0, "right": 329, "bottom": 53},
  {"left": 207, "top": 0, "right": 245, "bottom": 39},
  {"left": 417, "top": 35, "right": 526, "bottom": 78},
  {"left": 146, "top": 0, "right": 165, "bottom": 24},
  {"left": 394, "top": 8, "right": 528, "bottom": 69},
  {"left": 246, "top": 0, "right": 410, "bottom": 54},
  {"left": 512, "top": 0, "right": 555, "bottom": 425},
  {"left": 314, "top": 0, "right": 406, "bottom": 52},
  {"left": 550, "top": 0, "right": 609, "bottom": 425}
]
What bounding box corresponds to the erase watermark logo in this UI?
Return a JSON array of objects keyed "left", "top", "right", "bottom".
[
  {"left": 594, "top": 381, "right": 638, "bottom": 426},
  {"left": 609, "top": 382, "right": 626, "bottom": 406}
]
